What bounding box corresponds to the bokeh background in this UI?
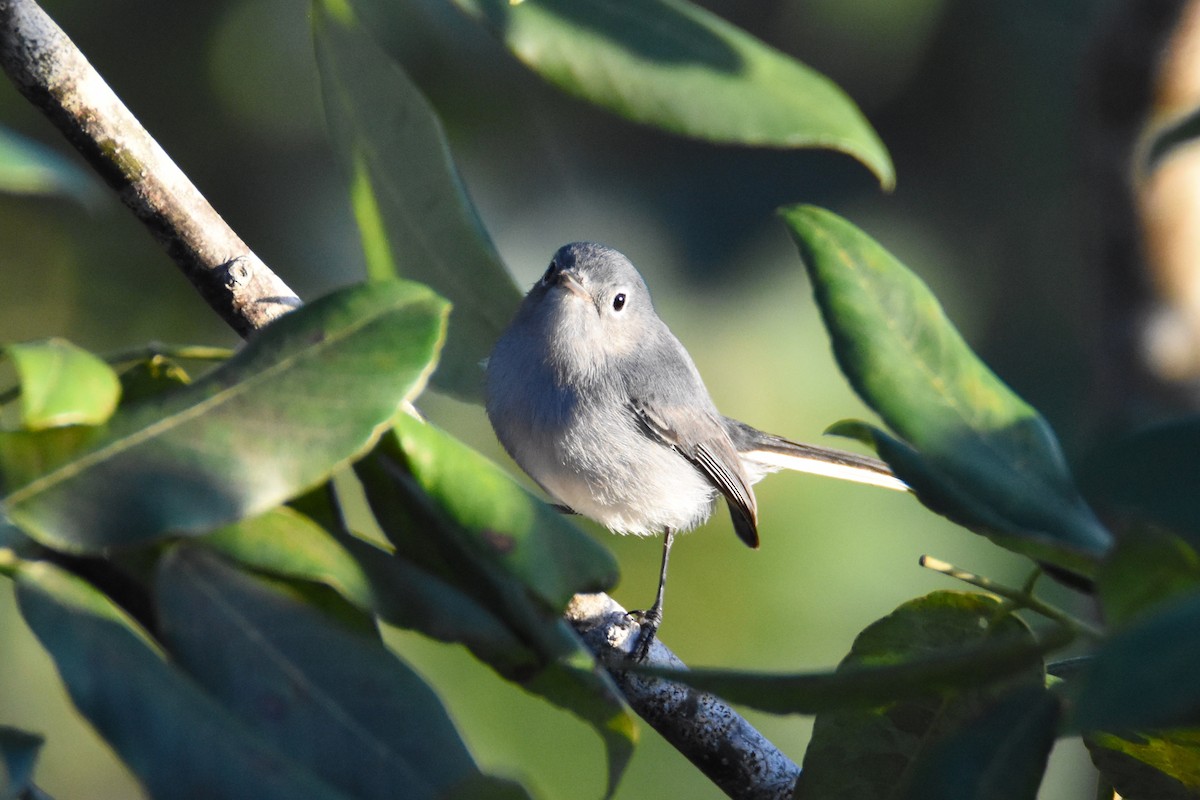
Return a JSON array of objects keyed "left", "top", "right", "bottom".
[{"left": 0, "top": 0, "right": 1134, "bottom": 797}]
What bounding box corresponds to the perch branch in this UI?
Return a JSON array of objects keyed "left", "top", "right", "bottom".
[
  {"left": 0, "top": 0, "right": 299, "bottom": 337},
  {"left": 567, "top": 593, "right": 801, "bottom": 800},
  {"left": 0, "top": 2, "right": 800, "bottom": 797}
]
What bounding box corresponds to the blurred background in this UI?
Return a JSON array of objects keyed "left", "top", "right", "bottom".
[{"left": 0, "top": 0, "right": 1156, "bottom": 797}]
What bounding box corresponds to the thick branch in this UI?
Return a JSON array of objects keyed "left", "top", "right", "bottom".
[
  {"left": 0, "top": 0, "right": 299, "bottom": 337},
  {"left": 567, "top": 593, "right": 801, "bottom": 800}
]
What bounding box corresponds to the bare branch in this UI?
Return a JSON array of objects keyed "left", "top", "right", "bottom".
[
  {"left": 567, "top": 593, "right": 801, "bottom": 800},
  {"left": 0, "top": 0, "right": 299, "bottom": 337}
]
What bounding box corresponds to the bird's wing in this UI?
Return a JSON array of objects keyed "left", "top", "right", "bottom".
[{"left": 630, "top": 397, "right": 760, "bottom": 548}]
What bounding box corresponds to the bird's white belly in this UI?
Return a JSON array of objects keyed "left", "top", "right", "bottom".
[{"left": 511, "top": 406, "right": 717, "bottom": 537}]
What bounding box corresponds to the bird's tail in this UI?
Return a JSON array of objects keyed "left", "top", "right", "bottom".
[{"left": 723, "top": 417, "right": 909, "bottom": 492}]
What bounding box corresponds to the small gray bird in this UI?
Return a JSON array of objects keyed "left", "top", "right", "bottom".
[{"left": 485, "top": 242, "right": 906, "bottom": 657}]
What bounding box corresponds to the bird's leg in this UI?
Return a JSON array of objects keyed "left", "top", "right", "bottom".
[{"left": 632, "top": 527, "right": 675, "bottom": 661}]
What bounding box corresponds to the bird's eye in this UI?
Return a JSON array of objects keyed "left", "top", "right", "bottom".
[
  {"left": 612, "top": 293, "right": 626, "bottom": 311},
  {"left": 541, "top": 259, "right": 558, "bottom": 286}
]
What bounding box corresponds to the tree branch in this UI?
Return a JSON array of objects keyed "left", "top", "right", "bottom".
[
  {"left": 567, "top": 593, "right": 801, "bottom": 800},
  {"left": 0, "top": 0, "right": 299, "bottom": 337},
  {"left": 0, "top": 2, "right": 800, "bottom": 797}
]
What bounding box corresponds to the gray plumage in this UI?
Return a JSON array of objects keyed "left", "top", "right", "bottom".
[{"left": 485, "top": 243, "right": 905, "bottom": 652}]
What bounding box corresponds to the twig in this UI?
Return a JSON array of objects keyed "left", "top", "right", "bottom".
[
  {"left": 0, "top": 0, "right": 299, "bottom": 338},
  {"left": 566, "top": 593, "right": 801, "bottom": 800},
  {"left": 920, "top": 555, "right": 1106, "bottom": 640}
]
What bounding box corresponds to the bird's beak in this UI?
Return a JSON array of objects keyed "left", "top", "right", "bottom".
[{"left": 556, "top": 269, "right": 590, "bottom": 301}]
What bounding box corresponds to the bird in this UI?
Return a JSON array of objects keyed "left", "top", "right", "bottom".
[{"left": 485, "top": 242, "right": 906, "bottom": 658}]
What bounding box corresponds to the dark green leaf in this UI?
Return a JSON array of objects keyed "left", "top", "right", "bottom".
[
  {"left": 1071, "top": 592, "right": 1200, "bottom": 733},
  {"left": 900, "top": 686, "right": 1060, "bottom": 800},
  {"left": 1086, "top": 729, "right": 1200, "bottom": 800},
  {"left": 11, "top": 557, "right": 355, "bottom": 800},
  {"left": 3, "top": 339, "right": 120, "bottom": 431},
  {"left": 0, "top": 725, "right": 48, "bottom": 800},
  {"left": 202, "top": 507, "right": 375, "bottom": 611},
  {"left": 314, "top": 2, "right": 522, "bottom": 402},
  {"left": 784, "top": 205, "right": 1111, "bottom": 571},
  {"left": 358, "top": 419, "right": 634, "bottom": 796},
  {"left": 3, "top": 281, "right": 447, "bottom": 551},
  {"left": 1082, "top": 417, "right": 1200, "bottom": 547},
  {"left": 644, "top": 591, "right": 1062, "bottom": 716},
  {"left": 156, "top": 547, "right": 529, "bottom": 800},
  {"left": 0, "top": 126, "right": 101, "bottom": 204},
  {"left": 1096, "top": 527, "right": 1200, "bottom": 628},
  {"left": 791, "top": 592, "right": 1048, "bottom": 800},
  {"left": 440, "top": 0, "right": 893, "bottom": 188}
]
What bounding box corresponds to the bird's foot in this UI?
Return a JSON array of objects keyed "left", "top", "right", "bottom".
[{"left": 627, "top": 605, "right": 663, "bottom": 661}]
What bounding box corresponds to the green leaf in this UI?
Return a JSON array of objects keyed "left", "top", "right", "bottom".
[
  {"left": 358, "top": 418, "right": 634, "bottom": 797},
  {"left": 440, "top": 0, "right": 893, "bottom": 188},
  {"left": 384, "top": 414, "right": 618, "bottom": 609},
  {"left": 1070, "top": 592, "right": 1200, "bottom": 733},
  {"left": 202, "top": 506, "right": 375, "bottom": 611},
  {"left": 220, "top": 487, "right": 539, "bottom": 678},
  {"left": 784, "top": 205, "right": 1111, "bottom": 571},
  {"left": 1086, "top": 729, "right": 1200, "bottom": 800},
  {"left": 900, "top": 686, "right": 1060, "bottom": 800},
  {"left": 0, "top": 126, "right": 101, "bottom": 204},
  {"left": 11, "top": 558, "right": 355, "bottom": 800},
  {"left": 1082, "top": 417, "right": 1200, "bottom": 547},
  {"left": 642, "top": 591, "right": 1062, "bottom": 717},
  {"left": 2, "top": 281, "right": 447, "bottom": 552},
  {"left": 314, "top": 2, "right": 522, "bottom": 403},
  {"left": 156, "top": 546, "right": 529, "bottom": 800},
  {"left": 0, "top": 725, "right": 48, "bottom": 800},
  {"left": 791, "top": 592, "right": 1048, "bottom": 800},
  {"left": 116, "top": 355, "right": 192, "bottom": 405},
  {"left": 3, "top": 339, "right": 121, "bottom": 431},
  {"left": 1096, "top": 527, "right": 1200, "bottom": 628}
]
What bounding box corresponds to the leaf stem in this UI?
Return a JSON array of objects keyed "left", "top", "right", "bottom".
[
  {"left": 103, "top": 343, "right": 235, "bottom": 365},
  {"left": 920, "top": 555, "right": 1105, "bottom": 641}
]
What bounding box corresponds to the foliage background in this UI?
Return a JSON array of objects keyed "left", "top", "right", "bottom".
[{"left": 0, "top": 0, "right": 1115, "bottom": 797}]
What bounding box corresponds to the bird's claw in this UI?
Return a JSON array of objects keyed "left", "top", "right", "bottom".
[{"left": 628, "top": 606, "right": 663, "bottom": 661}]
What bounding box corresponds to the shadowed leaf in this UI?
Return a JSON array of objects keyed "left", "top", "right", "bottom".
[{"left": 314, "top": 2, "right": 521, "bottom": 402}]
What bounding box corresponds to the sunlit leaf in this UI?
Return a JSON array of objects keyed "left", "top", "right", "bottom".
[
  {"left": 11, "top": 558, "right": 354, "bottom": 799},
  {"left": 439, "top": 0, "right": 893, "bottom": 188},
  {"left": 202, "top": 506, "right": 375, "bottom": 611},
  {"left": 358, "top": 418, "right": 634, "bottom": 797},
  {"left": 3, "top": 339, "right": 120, "bottom": 431},
  {"left": 1086, "top": 729, "right": 1200, "bottom": 800},
  {"left": 314, "top": 2, "right": 521, "bottom": 402},
  {"left": 156, "top": 547, "right": 530, "bottom": 799},
  {"left": 784, "top": 205, "right": 1111, "bottom": 572},
  {"left": 2, "top": 281, "right": 446, "bottom": 552}
]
